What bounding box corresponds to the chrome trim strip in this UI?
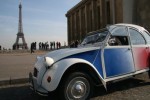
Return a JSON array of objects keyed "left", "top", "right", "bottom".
[
  {"left": 104, "top": 68, "right": 149, "bottom": 82},
  {"left": 105, "top": 46, "right": 131, "bottom": 49}
]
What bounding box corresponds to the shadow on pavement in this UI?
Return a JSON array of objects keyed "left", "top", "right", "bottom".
[
  {"left": 0, "top": 77, "right": 150, "bottom": 100},
  {"left": 92, "top": 77, "right": 150, "bottom": 98},
  {"left": 0, "top": 84, "right": 57, "bottom": 100}
]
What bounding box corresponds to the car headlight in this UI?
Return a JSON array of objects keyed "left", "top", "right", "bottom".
[{"left": 44, "top": 57, "right": 54, "bottom": 68}]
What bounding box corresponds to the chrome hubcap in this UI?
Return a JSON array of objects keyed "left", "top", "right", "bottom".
[
  {"left": 71, "top": 82, "right": 86, "bottom": 98},
  {"left": 66, "top": 77, "right": 90, "bottom": 99},
  {"left": 75, "top": 84, "right": 83, "bottom": 93}
]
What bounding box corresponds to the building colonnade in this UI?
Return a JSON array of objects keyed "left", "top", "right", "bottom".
[{"left": 66, "top": 0, "right": 123, "bottom": 45}]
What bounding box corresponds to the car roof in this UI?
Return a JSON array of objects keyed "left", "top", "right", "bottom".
[
  {"left": 86, "top": 24, "right": 148, "bottom": 37},
  {"left": 86, "top": 28, "right": 107, "bottom": 36},
  {"left": 108, "top": 23, "right": 146, "bottom": 32}
]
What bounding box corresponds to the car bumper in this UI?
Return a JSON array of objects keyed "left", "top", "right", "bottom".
[{"left": 29, "top": 72, "right": 49, "bottom": 96}]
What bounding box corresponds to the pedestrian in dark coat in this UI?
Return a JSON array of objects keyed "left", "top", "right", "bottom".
[{"left": 30, "top": 43, "right": 34, "bottom": 54}]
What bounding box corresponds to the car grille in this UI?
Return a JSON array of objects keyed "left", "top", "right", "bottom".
[{"left": 33, "top": 68, "right": 38, "bottom": 77}]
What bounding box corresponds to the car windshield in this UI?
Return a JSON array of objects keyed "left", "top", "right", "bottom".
[{"left": 81, "top": 30, "right": 109, "bottom": 45}]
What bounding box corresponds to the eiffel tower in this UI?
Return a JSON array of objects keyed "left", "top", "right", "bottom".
[{"left": 13, "top": 0, "right": 28, "bottom": 50}]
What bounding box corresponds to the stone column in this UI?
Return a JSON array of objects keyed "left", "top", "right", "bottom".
[
  {"left": 91, "top": 0, "right": 96, "bottom": 31},
  {"left": 85, "top": 4, "right": 88, "bottom": 34},
  {"left": 99, "top": 0, "right": 106, "bottom": 28},
  {"left": 115, "top": 0, "right": 123, "bottom": 23},
  {"left": 79, "top": 9, "right": 82, "bottom": 41},
  {"left": 96, "top": 0, "right": 101, "bottom": 30},
  {"left": 67, "top": 16, "right": 70, "bottom": 45},
  {"left": 71, "top": 14, "right": 75, "bottom": 41},
  {"left": 112, "top": 0, "right": 116, "bottom": 24},
  {"left": 70, "top": 15, "right": 72, "bottom": 45},
  {"left": 82, "top": 7, "right": 86, "bottom": 39},
  {"left": 74, "top": 13, "right": 77, "bottom": 41},
  {"left": 76, "top": 11, "right": 80, "bottom": 41},
  {"left": 70, "top": 15, "right": 73, "bottom": 45}
]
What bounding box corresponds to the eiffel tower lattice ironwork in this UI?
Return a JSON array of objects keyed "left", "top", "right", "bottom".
[{"left": 13, "top": 1, "right": 28, "bottom": 50}]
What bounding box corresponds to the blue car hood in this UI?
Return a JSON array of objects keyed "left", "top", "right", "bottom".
[{"left": 44, "top": 47, "right": 100, "bottom": 62}]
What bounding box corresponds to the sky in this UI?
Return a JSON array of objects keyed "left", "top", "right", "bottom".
[{"left": 0, "top": 0, "right": 80, "bottom": 49}]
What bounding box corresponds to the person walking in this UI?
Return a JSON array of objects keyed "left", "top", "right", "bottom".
[
  {"left": 53, "top": 41, "right": 55, "bottom": 49},
  {"left": 30, "top": 43, "right": 34, "bottom": 54},
  {"left": 58, "top": 42, "right": 61, "bottom": 48},
  {"left": 56, "top": 42, "right": 59, "bottom": 49},
  {"left": 50, "top": 42, "right": 53, "bottom": 50}
]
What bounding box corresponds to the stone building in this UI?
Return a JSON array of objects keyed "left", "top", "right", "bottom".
[{"left": 66, "top": 0, "right": 150, "bottom": 45}]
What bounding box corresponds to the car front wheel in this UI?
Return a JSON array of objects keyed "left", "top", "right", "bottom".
[{"left": 59, "top": 72, "right": 93, "bottom": 100}]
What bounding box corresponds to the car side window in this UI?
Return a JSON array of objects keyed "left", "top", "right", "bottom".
[
  {"left": 142, "top": 31, "right": 150, "bottom": 44},
  {"left": 129, "top": 28, "right": 146, "bottom": 45},
  {"left": 108, "top": 36, "right": 129, "bottom": 46},
  {"left": 108, "top": 26, "right": 129, "bottom": 46}
]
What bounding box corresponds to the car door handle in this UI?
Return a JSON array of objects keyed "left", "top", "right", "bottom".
[
  {"left": 128, "top": 48, "right": 131, "bottom": 50},
  {"left": 146, "top": 47, "right": 149, "bottom": 49}
]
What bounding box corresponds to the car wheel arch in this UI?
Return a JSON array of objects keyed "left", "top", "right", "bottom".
[
  {"left": 44, "top": 58, "right": 107, "bottom": 92},
  {"left": 57, "top": 62, "right": 105, "bottom": 90}
]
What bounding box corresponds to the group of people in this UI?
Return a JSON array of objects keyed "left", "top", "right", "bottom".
[
  {"left": 0, "top": 45, "right": 12, "bottom": 52},
  {"left": 30, "top": 41, "right": 63, "bottom": 53},
  {"left": 39, "top": 42, "right": 49, "bottom": 50},
  {"left": 39, "top": 41, "right": 62, "bottom": 50},
  {"left": 0, "top": 45, "right": 6, "bottom": 51},
  {"left": 70, "top": 40, "right": 79, "bottom": 48},
  {"left": 50, "top": 41, "right": 61, "bottom": 50}
]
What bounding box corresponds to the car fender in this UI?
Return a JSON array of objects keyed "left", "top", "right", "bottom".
[{"left": 41, "top": 58, "right": 106, "bottom": 92}]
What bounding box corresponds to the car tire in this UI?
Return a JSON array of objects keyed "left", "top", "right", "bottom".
[{"left": 59, "top": 72, "right": 93, "bottom": 100}]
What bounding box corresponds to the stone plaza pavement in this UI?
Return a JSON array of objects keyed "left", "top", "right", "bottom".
[{"left": 0, "top": 51, "right": 48, "bottom": 86}]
